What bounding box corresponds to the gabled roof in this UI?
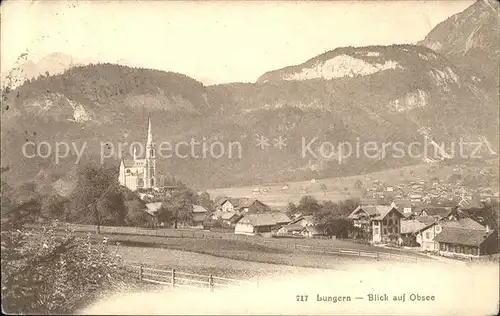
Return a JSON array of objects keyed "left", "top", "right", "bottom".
[
  {"left": 270, "top": 212, "right": 291, "bottom": 224},
  {"left": 192, "top": 204, "right": 208, "bottom": 213},
  {"left": 392, "top": 199, "right": 412, "bottom": 209},
  {"left": 414, "top": 205, "right": 455, "bottom": 218},
  {"left": 238, "top": 198, "right": 258, "bottom": 208},
  {"left": 457, "top": 217, "right": 485, "bottom": 230},
  {"left": 414, "top": 216, "right": 438, "bottom": 226},
  {"left": 239, "top": 213, "right": 290, "bottom": 227},
  {"left": 289, "top": 215, "right": 315, "bottom": 225},
  {"left": 400, "top": 219, "right": 428, "bottom": 234},
  {"left": 440, "top": 218, "right": 486, "bottom": 231},
  {"left": 211, "top": 210, "right": 240, "bottom": 220},
  {"left": 240, "top": 214, "right": 277, "bottom": 226},
  {"left": 348, "top": 205, "right": 377, "bottom": 219},
  {"left": 282, "top": 223, "right": 306, "bottom": 232},
  {"left": 349, "top": 205, "right": 402, "bottom": 220},
  {"left": 434, "top": 227, "right": 494, "bottom": 246},
  {"left": 372, "top": 206, "right": 403, "bottom": 220}
]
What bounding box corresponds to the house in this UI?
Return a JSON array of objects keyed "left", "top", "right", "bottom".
[
  {"left": 289, "top": 215, "right": 315, "bottom": 227},
  {"left": 415, "top": 221, "right": 442, "bottom": 252},
  {"left": 434, "top": 227, "right": 497, "bottom": 258},
  {"left": 191, "top": 204, "right": 208, "bottom": 228},
  {"left": 415, "top": 217, "right": 486, "bottom": 252},
  {"left": 399, "top": 219, "right": 429, "bottom": 247},
  {"left": 216, "top": 197, "right": 270, "bottom": 214},
  {"left": 234, "top": 213, "right": 291, "bottom": 237},
  {"left": 391, "top": 199, "right": 413, "bottom": 215},
  {"left": 303, "top": 225, "right": 330, "bottom": 238},
  {"left": 276, "top": 215, "right": 315, "bottom": 236},
  {"left": 236, "top": 198, "right": 270, "bottom": 213},
  {"left": 415, "top": 206, "right": 457, "bottom": 220},
  {"left": 217, "top": 198, "right": 240, "bottom": 212},
  {"left": 209, "top": 210, "right": 242, "bottom": 226},
  {"left": 348, "top": 205, "right": 375, "bottom": 232},
  {"left": 371, "top": 206, "right": 405, "bottom": 244}
]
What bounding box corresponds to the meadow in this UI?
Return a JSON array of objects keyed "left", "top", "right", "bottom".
[{"left": 206, "top": 163, "right": 451, "bottom": 207}]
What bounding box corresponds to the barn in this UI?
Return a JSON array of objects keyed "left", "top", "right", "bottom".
[{"left": 234, "top": 213, "right": 290, "bottom": 237}]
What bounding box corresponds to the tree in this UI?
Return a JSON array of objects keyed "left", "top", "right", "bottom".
[
  {"left": 68, "top": 164, "right": 126, "bottom": 230},
  {"left": 296, "top": 195, "right": 320, "bottom": 215},
  {"left": 1, "top": 167, "right": 41, "bottom": 230},
  {"left": 40, "top": 194, "right": 68, "bottom": 220},
  {"left": 1, "top": 221, "right": 128, "bottom": 314},
  {"left": 1, "top": 167, "right": 131, "bottom": 313},
  {"left": 197, "top": 191, "right": 213, "bottom": 211},
  {"left": 125, "top": 198, "right": 149, "bottom": 227},
  {"left": 157, "top": 188, "right": 197, "bottom": 228},
  {"left": 285, "top": 202, "right": 297, "bottom": 218}
]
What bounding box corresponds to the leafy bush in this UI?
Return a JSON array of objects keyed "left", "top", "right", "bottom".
[{"left": 1, "top": 221, "right": 129, "bottom": 314}]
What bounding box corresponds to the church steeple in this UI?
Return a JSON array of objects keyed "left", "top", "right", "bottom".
[
  {"left": 144, "top": 117, "right": 156, "bottom": 189},
  {"left": 146, "top": 117, "right": 153, "bottom": 147}
]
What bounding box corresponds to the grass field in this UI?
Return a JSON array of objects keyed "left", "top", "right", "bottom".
[
  {"left": 69, "top": 230, "right": 434, "bottom": 278},
  {"left": 110, "top": 245, "right": 332, "bottom": 279},
  {"left": 206, "top": 163, "right": 442, "bottom": 207}
]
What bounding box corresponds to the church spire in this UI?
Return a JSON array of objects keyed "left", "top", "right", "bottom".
[{"left": 146, "top": 117, "right": 153, "bottom": 146}]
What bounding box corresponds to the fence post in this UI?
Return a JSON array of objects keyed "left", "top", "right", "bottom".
[
  {"left": 209, "top": 274, "right": 214, "bottom": 292},
  {"left": 139, "top": 265, "right": 143, "bottom": 281},
  {"left": 389, "top": 252, "right": 392, "bottom": 259},
  {"left": 358, "top": 250, "right": 361, "bottom": 256},
  {"left": 171, "top": 269, "right": 176, "bottom": 287},
  {"left": 377, "top": 252, "right": 379, "bottom": 260}
]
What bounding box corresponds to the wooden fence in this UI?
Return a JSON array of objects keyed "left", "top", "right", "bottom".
[
  {"left": 123, "top": 264, "right": 255, "bottom": 291},
  {"left": 30, "top": 223, "right": 432, "bottom": 263}
]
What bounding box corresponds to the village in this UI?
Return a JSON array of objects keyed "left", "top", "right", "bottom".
[{"left": 116, "top": 118, "right": 499, "bottom": 261}]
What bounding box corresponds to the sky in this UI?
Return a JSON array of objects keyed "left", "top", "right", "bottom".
[{"left": 1, "top": 0, "right": 474, "bottom": 85}]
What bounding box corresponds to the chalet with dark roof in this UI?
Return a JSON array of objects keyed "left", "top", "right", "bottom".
[{"left": 434, "top": 227, "right": 497, "bottom": 258}]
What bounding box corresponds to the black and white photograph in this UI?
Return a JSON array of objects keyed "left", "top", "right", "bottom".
[{"left": 1, "top": 0, "right": 499, "bottom": 315}]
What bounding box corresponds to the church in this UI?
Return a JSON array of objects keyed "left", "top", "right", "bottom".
[{"left": 118, "top": 118, "right": 157, "bottom": 191}]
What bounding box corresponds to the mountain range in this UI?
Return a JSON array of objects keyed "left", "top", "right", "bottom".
[{"left": 1, "top": 0, "right": 498, "bottom": 190}]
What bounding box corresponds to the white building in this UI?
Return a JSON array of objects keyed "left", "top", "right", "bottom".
[{"left": 118, "top": 118, "right": 157, "bottom": 191}]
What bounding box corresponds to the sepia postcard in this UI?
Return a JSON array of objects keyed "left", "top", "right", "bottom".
[{"left": 1, "top": 0, "right": 499, "bottom": 315}]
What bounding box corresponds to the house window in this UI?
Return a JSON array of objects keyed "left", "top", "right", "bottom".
[
  {"left": 388, "top": 219, "right": 392, "bottom": 225},
  {"left": 425, "top": 232, "right": 430, "bottom": 240},
  {"left": 464, "top": 247, "right": 470, "bottom": 255},
  {"left": 440, "top": 243, "right": 445, "bottom": 251},
  {"left": 435, "top": 225, "right": 441, "bottom": 233},
  {"left": 383, "top": 228, "right": 387, "bottom": 235},
  {"left": 471, "top": 247, "right": 478, "bottom": 256},
  {"left": 126, "top": 169, "right": 131, "bottom": 173}
]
